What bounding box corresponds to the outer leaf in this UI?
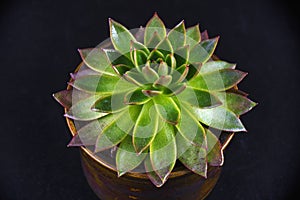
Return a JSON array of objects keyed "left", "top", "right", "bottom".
[
  {"left": 215, "top": 92, "right": 257, "bottom": 116},
  {"left": 104, "top": 49, "right": 134, "bottom": 67},
  {"left": 178, "top": 87, "right": 221, "bottom": 108},
  {"left": 189, "top": 37, "right": 219, "bottom": 64},
  {"left": 130, "top": 40, "right": 150, "bottom": 55},
  {"left": 153, "top": 95, "right": 180, "bottom": 125},
  {"left": 206, "top": 129, "right": 224, "bottom": 166},
  {"left": 78, "top": 48, "right": 116, "bottom": 76},
  {"left": 188, "top": 69, "right": 247, "bottom": 91},
  {"left": 172, "top": 64, "right": 189, "bottom": 83},
  {"left": 146, "top": 31, "right": 162, "bottom": 49},
  {"left": 192, "top": 106, "right": 246, "bottom": 132},
  {"left": 133, "top": 101, "right": 159, "bottom": 154},
  {"left": 150, "top": 123, "right": 176, "bottom": 183},
  {"left": 92, "top": 92, "right": 128, "bottom": 113},
  {"left": 124, "top": 89, "right": 150, "bottom": 105},
  {"left": 116, "top": 136, "right": 147, "bottom": 176},
  {"left": 144, "top": 156, "right": 164, "bottom": 187},
  {"left": 201, "top": 30, "right": 209, "bottom": 41},
  {"left": 144, "top": 13, "right": 166, "bottom": 46},
  {"left": 177, "top": 132, "right": 207, "bottom": 177},
  {"left": 176, "top": 106, "right": 206, "bottom": 146},
  {"left": 168, "top": 20, "right": 186, "bottom": 50},
  {"left": 109, "top": 18, "right": 136, "bottom": 54},
  {"left": 174, "top": 45, "right": 189, "bottom": 67},
  {"left": 65, "top": 95, "right": 108, "bottom": 121},
  {"left": 69, "top": 74, "right": 120, "bottom": 94},
  {"left": 95, "top": 106, "right": 141, "bottom": 152},
  {"left": 186, "top": 62, "right": 202, "bottom": 80},
  {"left": 53, "top": 90, "right": 72, "bottom": 109},
  {"left": 200, "top": 61, "right": 236, "bottom": 74},
  {"left": 185, "top": 24, "right": 201, "bottom": 47}
]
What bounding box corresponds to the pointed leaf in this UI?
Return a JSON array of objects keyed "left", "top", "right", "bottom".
[
  {"left": 189, "top": 37, "right": 219, "bottom": 64},
  {"left": 150, "top": 122, "right": 176, "bottom": 182},
  {"left": 124, "top": 89, "right": 150, "bottom": 105},
  {"left": 178, "top": 87, "right": 221, "bottom": 109},
  {"left": 135, "top": 26, "right": 145, "bottom": 43},
  {"left": 144, "top": 13, "right": 166, "bottom": 46},
  {"left": 206, "top": 129, "right": 223, "bottom": 166},
  {"left": 116, "top": 136, "right": 147, "bottom": 176},
  {"left": 186, "top": 24, "right": 201, "bottom": 47},
  {"left": 147, "top": 49, "right": 164, "bottom": 61},
  {"left": 53, "top": 90, "right": 72, "bottom": 109},
  {"left": 153, "top": 95, "right": 180, "bottom": 125},
  {"left": 192, "top": 106, "right": 246, "bottom": 132},
  {"left": 155, "top": 37, "right": 173, "bottom": 55},
  {"left": 131, "top": 49, "right": 148, "bottom": 69},
  {"left": 158, "top": 61, "right": 168, "bottom": 76},
  {"left": 176, "top": 106, "right": 206, "bottom": 146},
  {"left": 215, "top": 92, "right": 257, "bottom": 116},
  {"left": 200, "top": 61, "right": 236, "bottom": 74},
  {"left": 109, "top": 18, "right": 136, "bottom": 54},
  {"left": 153, "top": 75, "right": 172, "bottom": 87},
  {"left": 165, "top": 54, "right": 176, "bottom": 73},
  {"left": 123, "top": 70, "right": 146, "bottom": 86},
  {"left": 65, "top": 95, "right": 108, "bottom": 121},
  {"left": 201, "top": 37, "right": 219, "bottom": 56},
  {"left": 142, "top": 63, "right": 159, "bottom": 82},
  {"left": 130, "top": 40, "right": 150, "bottom": 55},
  {"left": 177, "top": 132, "right": 207, "bottom": 177},
  {"left": 92, "top": 92, "right": 128, "bottom": 113},
  {"left": 112, "top": 64, "right": 131, "bottom": 76},
  {"left": 168, "top": 20, "right": 186, "bottom": 50},
  {"left": 201, "top": 30, "right": 209, "bottom": 41},
  {"left": 69, "top": 74, "right": 119, "bottom": 94},
  {"left": 104, "top": 49, "right": 134, "bottom": 67},
  {"left": 144, "top": 156, "right": 164, "bottom": 187},
  {"left": 145, "top": 31, "right": 162, "bottom": 49},
  {"left": 173, "top": 64, "right": 189, "bottom": 83},
  {"left": 174, "top": 45, "right": 189, "bottom": 67},
  {"left": 95, "top": 106, "right": 141, "bottom": 152},
  {"left": 142, "top": 89, "right": 163, "bottom": 97},
  {"left": 188, "top": 69, "right": 248, "bottom": 91},
  {"left": 78, "top": 48, "right": 116, "bottom": 76},
  {"left": 186, "top": 62, "right": 202, "bottom": 80},
  {"left": 133, "top": 101, "right": 159, "bottom": 154}
]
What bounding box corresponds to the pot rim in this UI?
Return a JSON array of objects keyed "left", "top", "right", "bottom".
[{"left": 64, "top": 62, "right": 235, "bottom": 180}]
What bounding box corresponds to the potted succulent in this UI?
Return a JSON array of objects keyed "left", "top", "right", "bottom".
[{"left": 53, "top": 13, "right": 256, "bottom": 199}]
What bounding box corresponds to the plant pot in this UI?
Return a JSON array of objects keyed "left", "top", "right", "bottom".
[{"left": 65, "top": 63, "right": 234, "bottom": 200}]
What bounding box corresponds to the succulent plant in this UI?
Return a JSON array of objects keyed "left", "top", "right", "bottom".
[{"left": 53, "top": 13, "right": 256, "bottom": 187}]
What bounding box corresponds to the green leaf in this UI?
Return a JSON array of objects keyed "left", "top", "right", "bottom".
[
  {"left": 174, "top": 45, "right": 189, "bottom": 67},
  {"left": 192, "top": 106, "right": 246, "bottom": 132},
  {"left": 153, "top": 75, "right": 172, "bottom": 87},
  {"left": 150, "top": 122, "right": 176, "bottom": 183},
  {"left": 206, "top": 129, "right": 223, "bottom": 166},
  {"left": 188, "top": 69, "right": 248, "bottom": 91},
  {"left": 130, "top": 40, "right": 150, "bottom": 55},
  {"left": 168, "top": 20, "right": 186, "bottom": 50},
  {"left": 176, "top": 106, "right": 206, "bottom": 146},
  {"left": 215, "top": 92, "right": 257, "bottom": 116},
  {"left": 130, "top": 49, "right": 148, "bottom": 70},
  {"left": 172, "top": 64, "right": 189, "bottom": 83},
  {"left": 65, "top": 95, "right": 108, "bottom": 121},
  {"left": 155, "top": 37, "right": 173, "bottom": 55},
  {"left": 95, "top": 106, "right": 141, "bottom": 152},
  {"left": 133, "top": 101, "right": 159, "bottom": 154},
  {"left": 201, "top": 37, "right": 219, "bottom": 56},
  {"left": 144, "top": 13, "right": 166, "bottom": 46},
  {"left": 112, "top": 64, "right": 131, "bottom": 76},
  {"left": 186, "top": 62, "right": 202, "bottom": 80},
  {"left": 165, "top": 54, "right": 176, "bottom": 73},
  {"left": 53, "top": 90, "right": 72, "bottom": 109},
  {"left": 116, "top": 136, "right": 147, "bottom": 177},
  {"left": 92, "top": 92, "right": 128, "bottom": 113},
  {"left": 200, "top": 61, "right": 236, "bottom": 74},
  {"left": 147, "top": 49, "right": 165, "bottom": 61},
  {"left": 142, "top": 63, "right": 159, "bottom": 82},
  {"left": 69, "top": 74, "right": 120, "bottom": 94},
  {"left": 177, "top": 132, "right": 207, "bottom": 177},
  {"left": 124, "top": 89, "right": 150, "bottom": 105},
  {"left": 78, "top": 48, "right": 116, "bottom": 76},
  {"left": 109, "top": 18, "right": 136, "bottom": 54},
  {"left": 178, "top": 87, "right": 221, "bottom": 109},
  {"left": 104, "top": 49, "right": 134, "bottom": 67},
  {"left": 157, "top": 61, "right": 168, "bottom": 76},
  {"left": 144, "top": 156, "right": 164, "bottom": 187},
  {"left": 185, "top": 24, "right": 201, "bottom": 47},
  {"left": 123, "top": 70, "right": 146, "bottom": 86},
  {"left": 145, "top": 31, "right": 162, "bottom": 49},
  {"left": 153, "top": 95, "right": 180, "bottom": 125},
  {"left": 142, "top": 89, "right": 163, "bottom": 97}
]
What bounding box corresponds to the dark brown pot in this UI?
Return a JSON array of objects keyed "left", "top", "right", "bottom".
[{"left": 65, "top": 63, "right": 234, "bottom": 200}]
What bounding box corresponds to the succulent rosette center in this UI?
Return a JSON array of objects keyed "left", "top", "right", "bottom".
[{"left": 53, "top": 13, "right": 257, "bottom": 187}]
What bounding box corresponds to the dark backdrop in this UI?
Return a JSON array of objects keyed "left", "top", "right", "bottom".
[{"left": 1, "top": 0, "right": 299, "bottom": 199}]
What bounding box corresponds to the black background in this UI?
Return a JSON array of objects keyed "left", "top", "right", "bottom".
[{"left": 1, "top": 0, "right": 299, "bottom": 199}]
